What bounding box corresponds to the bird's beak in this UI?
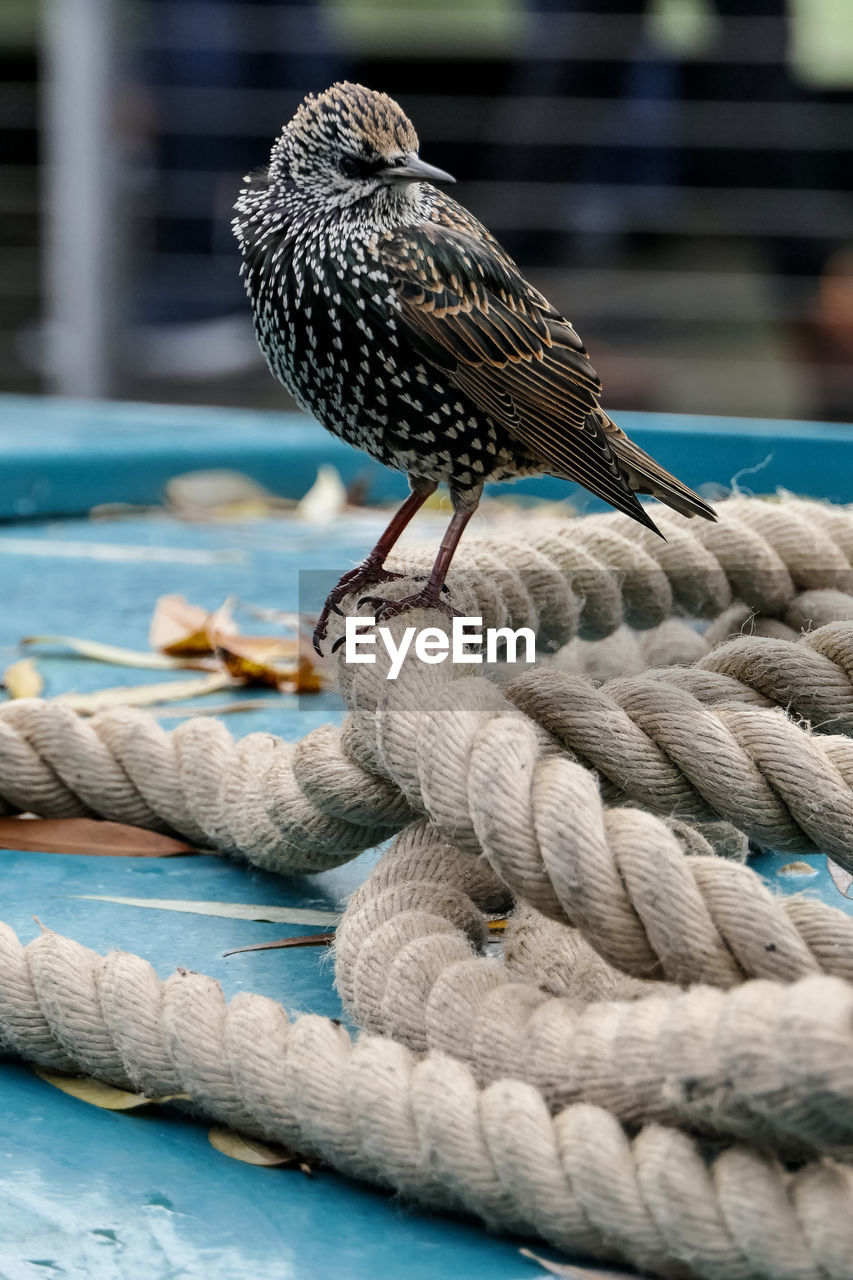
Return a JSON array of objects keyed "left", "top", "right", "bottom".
[{"left": 380, "top": 153, "right": 456, "bottom": 184}]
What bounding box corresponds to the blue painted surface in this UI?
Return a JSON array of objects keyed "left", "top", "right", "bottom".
[
  {"left": 1, "top": 398, "right": 851, "bottom": 1279},
  {"left": 1, "top": 394, "right": 852, "bottom": 519},
  {"left": 0, "top": 503, "right": 560, "bottom": 1280}
]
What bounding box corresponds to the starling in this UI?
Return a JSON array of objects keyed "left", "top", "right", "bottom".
[{"left": 233, "top": 82, "right": 716, "bottom": 652}]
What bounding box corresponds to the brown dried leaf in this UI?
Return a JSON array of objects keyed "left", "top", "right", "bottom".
[
  {"left": 208, "top": 1126, "right": 300, "bottom": 1166},
  {"left": 150, "top": 595, "right": 323, "bottom": 692},
  {"left": 223, "top": 932, "right": 335, "bottom": 956},
  {"left": 216, "top": 635, "right": 298, "bottom": 688},
  {"left": 827, "top": 857, "right": 853, "bottom": 898},
  {"left": 0, "top": 817, "right": 195, "bottom": 857},
  {"left": 149, "top": 594, "right": 219, "bottom": 656},
  {"left": 291, "top": 654, "right": 325, "bottom": 695},
  {"left": 34, "top": 1067, "right": 188, "bottom": 1110},
  {"left": 3, "top": 657, "right": 43, "bottom": 698}
]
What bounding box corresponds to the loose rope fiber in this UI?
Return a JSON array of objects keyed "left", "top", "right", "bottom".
[{"left": 3, "top": 495, "right": 853, "bottom": 1278}]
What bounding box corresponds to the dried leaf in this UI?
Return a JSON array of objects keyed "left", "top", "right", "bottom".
[
  {"left": 289, "top": 654, "right": 325, "bottom": 695},
  {"left": 296, "top": 464, "right": 347, "bottom": 524},
  {"left": 519, "top": 1248, "right": 632, "bottom": 1278},
  {"left": 22, "top": 634, "right": 210, "bottom": 670},
  {"left": 54, "top": 671, "right": 235, "bottom": 714},
  {"left": 208, "top": 1126, "right": 300, "bottom": 1166},
  {"left": 34, "top": 1067, "right": 188, "bottom": 1110},
  {"left": 153, "top": 699, "right": 285, "bottom": 718},
  {"left": 0, "top": 817, "right": 195, "bottom": 857},
  {"left": 166, "top": 470, "right": 290, "bottom": 520},
  {"left": 827, "top": 857, "right": 853, "bottom": 898},
  {"left": 68, "top": 895, "right": 341, "bottom": 926},
  {"left": 3, "top": 657, "right": 43, "bottom": 698},
  {"left": 217, "top": 635, "right": 299, "bottom": 688},
  {"left": 224, "top": 932, "right": 335, "bottom": 956},
  {"left": 149, "top": 595, "right": 321, "bottom": 693},
  {"left": 149, "top": 594, "right": 219, "bottom": 656}
]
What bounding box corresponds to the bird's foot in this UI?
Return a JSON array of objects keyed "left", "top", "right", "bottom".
[
  {"left": 355, "top": 584, "right": 457, "bottom": 626},
  {"left": 313, "top": 562, "right": 405, "bottom": 654},
  {"left": 328, "top": 585, "right": 457, "bottom": 654}
]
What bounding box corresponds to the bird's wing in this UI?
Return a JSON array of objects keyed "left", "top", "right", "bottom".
[{"left": 379, "top": 214, "right": 654, "bottom": 523}]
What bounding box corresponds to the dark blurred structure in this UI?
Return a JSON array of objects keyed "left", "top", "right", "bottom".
[{"left": 2, "top": 0, "right": 852, "bottom": 420}]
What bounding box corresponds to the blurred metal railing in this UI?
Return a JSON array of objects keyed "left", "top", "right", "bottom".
[{"left": 0, "top": 2, "right": 850, "bottom": 419}]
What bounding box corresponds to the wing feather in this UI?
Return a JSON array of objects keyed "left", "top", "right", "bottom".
[
  {"left": 378, "top": 206, "right": 713, "bottom": 529},
  {"left": 379, "top": 216, "right": 633, "bottom": 502}
]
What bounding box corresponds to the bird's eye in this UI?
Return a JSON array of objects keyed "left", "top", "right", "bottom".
[{"left": 339, "top": 156, "right": 361, "bottom": 179}]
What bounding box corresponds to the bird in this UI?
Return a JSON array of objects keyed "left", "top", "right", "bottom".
[{"left": 232, "top": 82, "right": 717, "bottom": 653}]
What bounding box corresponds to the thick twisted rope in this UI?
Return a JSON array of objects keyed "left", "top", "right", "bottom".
[
  {"left": 1, "top": 920, "right": 852, "bottom": 1280},
  {"left": 3, "top": 620, "right": 853, "bottom": 866},
  {"left": 2, "top": 493, "right": 853, "bottom": 861},
  {"left": 334, "top": 635, "right": 853, "bottom": 983},
  {"left": 557, "top": 588, "right": 853, "bottom": 689},
  {"left": 334, "top": 822, "right": 853, "bottom": 1157},
  {"left": 506, "top": 635, "right": 853, "bottom": 851},
  {"left": 4, "top": 497, "right": 853, "bottom": 1277},
  {"left": 3, "top": 620, "right": 852, "bottom": 867},
  {"left": 3, "top": 642, "right": 853, "bottom": 986}
]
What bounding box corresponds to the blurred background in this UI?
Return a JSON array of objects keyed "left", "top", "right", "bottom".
[{"left": 2, "top": 0, "right": 852, "bottom": 421}]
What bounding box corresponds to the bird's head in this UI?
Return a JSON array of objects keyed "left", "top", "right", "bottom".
[{"left": 268, "top": 82, "right": 454, "bottom": 219}]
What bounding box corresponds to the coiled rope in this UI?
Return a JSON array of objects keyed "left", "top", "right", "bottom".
[{"left": 2, "top": 495, "right": 853, "bottom": 1278}]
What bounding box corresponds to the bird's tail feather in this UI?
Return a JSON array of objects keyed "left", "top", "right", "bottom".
[{"left": 595, "top": 411, "right": 718, "bottom": 522}]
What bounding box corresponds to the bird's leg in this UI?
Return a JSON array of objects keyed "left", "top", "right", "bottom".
[
  {"left": 358, "top": 489, "right": 479, "bottom": 625},
  {"left": 313, "top": 477, "right": 437, "bottom": 653}
]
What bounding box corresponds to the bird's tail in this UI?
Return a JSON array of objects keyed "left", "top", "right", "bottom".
[{"left": 593, "top": 409, "right": 717, "bottom": 522}]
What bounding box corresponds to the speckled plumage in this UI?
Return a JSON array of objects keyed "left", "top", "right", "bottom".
[{"left": 233, "top": 82, "right": 716, "bottom": 647}]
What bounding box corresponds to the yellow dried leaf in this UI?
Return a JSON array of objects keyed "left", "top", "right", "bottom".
[
  {"left": 149, "top": 594, "right": 217, "bottom": 656},
  {"left": 54, "top": 671, "right": 235, "bottom": 714},
  {"left": 292, "top": 654, "right": 325, "bottom": 695},
  {"left": 3, "top": 657, "right": 43, "bottom": 698},
  {"left": 217, "top": 635, "right": 299, "bottom": 688},
  {"left": 34, "top": 1067, "right": 188, "bottom": 1110},
  {"left": 208, "top": 1126, "right": 299, "bottom": 1166}
]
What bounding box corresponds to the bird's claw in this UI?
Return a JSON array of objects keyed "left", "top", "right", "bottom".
[
  {"left": 354, "top": 589, "right": 461, "bottom": 627},
  {"left": 312, "top": 562, "right": 406, "bottom": 655}
]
